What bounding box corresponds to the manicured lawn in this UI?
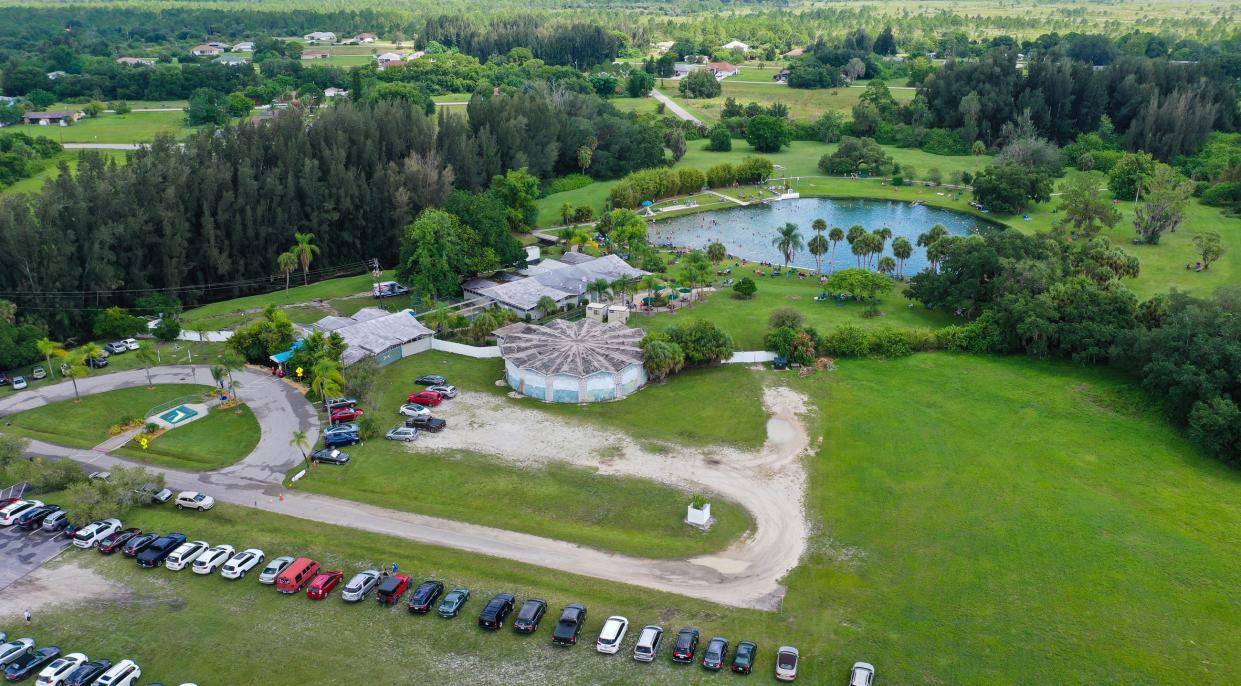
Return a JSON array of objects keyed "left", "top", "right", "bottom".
[
  {"left": 2, "top": 384, "right": 213, "bottom": 449},
  {"left": 50, "top": 111, "right": 194, "bottom": 144},
  {"left": 665, "top": 80, "right": 916, "bottom": 123},
  {"left": 0, "top": 341, "right": 233, "bottom": 399},
  {"left": 609, "top": 95, "right": 662, "bottom": 115},
  {"left": 431, "top": 92, "right": 473, "bottom": 103},
  {"left": 638, "top": 277, "right": 952, "bottom": 349},
  {"left": 113, "top": 403, "right": 260, "bottom": 470},
  {"left": 180, "top": 271, "right": 392, "bottom": 324}
]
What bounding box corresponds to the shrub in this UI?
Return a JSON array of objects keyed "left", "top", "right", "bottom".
[
  {"left": 732, "top": 277, "right": 757, "bottom": 299},
  {"left": 707, "top": 124, "right": 732, "bottom": 152},
  {"left": 921, "top": 128, "right": 970, "bottom": 156},
  {"left": 866, "top": 328, "right": 913, "bottom": 358},
  {"left": 768, "top": 307, "right": 804, "bottom": 330},
  {"left": 706, "top": 163, "right": 737, "bottom": 188},
  {"left": 546, "top": 174, "right": 594, "bottom": 195},
  {"left": 822, "top": 325, "right": 869, "bottom": 358}
]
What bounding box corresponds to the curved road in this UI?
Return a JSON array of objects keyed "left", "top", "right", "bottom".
[{"left": 0, "top": 365, "right": 802, "bottom": 610}]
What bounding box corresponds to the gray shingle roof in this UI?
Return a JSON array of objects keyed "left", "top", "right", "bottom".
[
  {"left": 496, "top": 319, "right": 645, "bottom": 377},
  {"left": 313, "top": 308, "right": 433, "bottom": 365}
]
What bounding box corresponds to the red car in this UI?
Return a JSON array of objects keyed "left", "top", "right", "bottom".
[
  {"left": 329, "top": 407, "right": 364, "bottom": 423},
  {"left": 97, "top": 527, "right": 141, "bottom": 555},
  {"left": 376, "top": 573, "right": 411, "bottom": 605},
  {"left": 407, "top": 390, "right": 443, "bottom": 407},
  {"left": 306, "top": 570, "right": 345, "bottom": 600}
]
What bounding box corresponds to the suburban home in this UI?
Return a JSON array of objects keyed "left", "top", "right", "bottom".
[
  {"left": 232, "top": 41, "right": 255, "bottom": 52},
  {"left": 301, "top": 50, "right": 330, "bottom": 60},
  {"left": 375, "top": 51, "right": 404, "bottom": 65},
  {"left": 721, "top": 40, "right": 750, "bottom": 52},
  {"left": 463, "top": 254, "right": 646, "bottom": 319},
  {"left": 783, "top": 47, "right": 805, "bottom": 58},
  {"left": 706, "top": 62, "right": 740, "bottom": 78},
  {"left": 309, "top": 308, "right": 433, "bottom": 366},
  {"left": 116, "top": 57, "right": 157, "bottom": 66},
  {"left": 673, "top": 63, "right": 698, "bottom": 78},
  {"left": 46, "top": 71, "right": 67, "bottom": 80},
  {"left": 303, "top": 31, "right": 337, "bottom": 44},
  {"left": 655, "top": 40, "right": 674, "bottom": 53},
  {"left": 324, "top": 87, "right": 349, "bottom": 98},
  {"left": 354, "top": 32, "right": 376, "bottom": 43},
  {"left": 24, "top": 111, "right": 82, "bottom": 126},
  {"left": 191, "top": 44, "right": 223, "bottom": 56},
  {"left": 214, "top": 55, "right": 251, "bottom": 66}
]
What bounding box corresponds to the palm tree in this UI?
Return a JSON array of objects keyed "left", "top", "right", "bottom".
[
  {"left": 771, "top": 222, "right": 804, "bottom": 268},
  {"left": 291, "top": 232, "right": 321, "bottom": 286},
  {"left": 36, "top": 337, "right": 65, "bottom": 378},
  {"left": 917, "top": 223, "right": 949, "bottom": 249},
  {"left": 210, "top": 364, "right": 227, "bottom": 391},
  {"left": 559, "top": 202, "right": 575, "bottom": 226},
  {"left": 610, "top": 275, "right": 636, "bottom": 307},
  {"left": 891, "top": 237, "right": 913, "bottom": 277},
  {"left": 537, "top": 295, "right": 559, "bottom": 319},
  {"left": 851, "top": 235, "right": 868, "bottom": 268},
  {"left": 221, "top": 350, "right": 246, "bottom": 403},
  {"left": 135, "top": 342, "right": 160, "bottom": 386},
  {"left": 277, "top": 251, "right": 298, "bottom": 293},
  {"left": 706, "top": 241, "right": 727, "bottom": 265},
  {"left": 589, "top": 278, "right": 611, "bottom": 302},
  {"left": 310, "top": 358, "right": 345, "bottom": 411},
  {"left": 828, "top": 226, "right": 845, "bottom": 271},
  {"left": 291, "top": 430, "right": 311, "bottom": 471},
  {"left": 812, "top": 217, "right": 827, "bottom": 234},
  {"left": 875, "top": 226, "right": 893, "bottom": 253},
  {"left": 63, "top": 343, "right": 102, "bottom": 401},
  {"left": 560, "top": 227, "right": 593, "bottom": 252},
  {"left": 808, "top": 223, "right": 830, "bottom": 275},
  {"left": 878, "top": 256, "right": 897, "bottom": 276},
  {"left": 846, "top": 224, "right": 865, "bottom": 246}
]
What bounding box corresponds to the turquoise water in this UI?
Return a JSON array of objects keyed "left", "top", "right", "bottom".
[
  {"left": 158, "top": 404, "right": 199, "bottom": 425},
  {"left": 648, "top": 197, "right": 1000, "bottom": 274}
]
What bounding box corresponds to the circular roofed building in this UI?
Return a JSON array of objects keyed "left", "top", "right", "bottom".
[{"left": 494, "top": 319, "right": 647, "bottom": 403}]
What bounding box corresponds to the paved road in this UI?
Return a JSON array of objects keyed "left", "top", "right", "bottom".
[
  {"left": 0, "top": 525, "right": 71, "bottom": 591},
  {"left": 61, "top": 143, "right": 144, "bottom": 150},
  {"left": 0, "top": 364, "right": 799, "bottom": 610},
  {"left": 650, "top": 88, "right": 701, "bottom": 125}
]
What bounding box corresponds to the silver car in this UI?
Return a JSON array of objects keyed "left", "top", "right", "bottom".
[
  {"left": 340, "top": 570, "right": 382, "bottom": 602},
  {"left": 632, "top": 624, "right": 662, "bottom": 663},
  {"left": 385, "top": 426, "right": 418, "bottom": 442},
  {"left": 849, "top": 661, "right": 875, "bottom": 686},
  {"left": 258, "top": 556, "right": 295, "bottom": 584},
  {"left": 427, "top": 384, "right": 457, "bottom": 398},
  {"left": 0, "top": 638, "right": 34, "bottom": 666}
]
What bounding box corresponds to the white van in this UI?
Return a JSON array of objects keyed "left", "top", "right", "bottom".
[
  {"left": 164, "top": 540, "right": 209, "bottom": 571},
  {"left": 71, "top": 519, "right": 122, "bottom": 549},
  {"left": 95, "top": 659, "right": 141, "bottom": 686},
  {"left": 0, "top": 500, "right": 42, "bottom": 526}
]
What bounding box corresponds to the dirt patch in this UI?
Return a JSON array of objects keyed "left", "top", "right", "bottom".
[{"left": 0, "top": 559, "right": 131, "bottom": 617}]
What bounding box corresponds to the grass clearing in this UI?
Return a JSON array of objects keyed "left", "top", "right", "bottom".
[
  {"left": 180, "top": 271, "right": 392, "bottom": 325},
  {"left": 2, "top": 384, "right": 212, "bottom": 449},
  {"left": 113, "top": 403, "right": 260, "bottom": 470},
  {"left": 46, "top": 111, "right": 194, "bottom": 144},
  {"left": 664, "top": 81, "right": 916, "bottom": 123}
]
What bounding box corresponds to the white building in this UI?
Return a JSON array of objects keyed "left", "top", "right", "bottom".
[
  {"left": 721, "top": 40, "right": 750, "bottom": 52},
  {"left": 311, "top": 307, "right": 433, "bottom": 366},
  {"left": 191, "top": 45, "right": 223, "bottom": 56},
  {"left": 324, "top": 87, "right": 349, "bottom": 98},
  {"left": 117, "top": 57, "right": 157, "bottom": 66},
  {"left": 232, "top": 42, "right": 255, "bottom": 52},
  {"left": 303, "top": 31, "right": 337, "bottom": 44},
  {"left": 655, "top": 41, "right": 675, "bottom": 53},
  {"left": 495, "top": 319, "right": 647, "bottom": 403},
  {"left": 462, "top": 254, "right": 646, "bottom": 319}
]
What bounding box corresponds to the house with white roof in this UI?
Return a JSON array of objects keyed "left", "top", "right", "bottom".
[
  {"left": 303, "top": 31, "right": 337, "bottom": 44},
  {"left": 463, "top": 254, "right": 646, "bottom": 319},
  {"left": 324, "top": 87, "right": 349, "bottom": 98},
  {"left": 310, "top": 307, "right": 433, "bottom": 366},
  {"left": 191, "top": 44, "right": 223, "bottom": 56},
  {"left": 721, "top": 40, "right": 750, "bottom": 52},
  {"left": 232, "top": 42, "right": 255, "bottom": 52}
]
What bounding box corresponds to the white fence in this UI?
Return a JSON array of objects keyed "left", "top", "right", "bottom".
[
  {"left": 724, "top": 351, "right": 776, "bottom": 364},
  {"left": 430, "top": 339, "right": 501, "bottom": 358}
]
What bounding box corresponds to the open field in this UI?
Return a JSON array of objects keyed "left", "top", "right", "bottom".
[
  {"left": 180, "top": 271, "right": 393, "bottom": 327},
  {"left": 39, "top": 111, "right": 193, "bottom": 144},
  {"left": 113, "top": 403, "right": 261, "bottom": 470},
  {"left": 663, "top": 81, "right": 916, "bottom": 123},
  {"left": 9, "top": 352, "right": 1241, "bottom": 683},
  {"left": 2, "top": 384, "right": 212, "bottom": 449}
]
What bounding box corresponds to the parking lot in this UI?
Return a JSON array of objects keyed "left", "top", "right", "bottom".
[{"left": 0, "top": 524, "right": 69, "bottom": 591}]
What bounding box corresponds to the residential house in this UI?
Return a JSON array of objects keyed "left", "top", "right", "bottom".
[
  {"left": 116, "top": 57, "right": 158, "bottom": 66},
  {"left": 463, "top": 254, "right": 646, "bottom": 319},
  {"left": 655, "top": 40, "right": 674, "bottom": 53},
  {"left": 206, "top": 41, "right": 229, "bottom": 49},
  {"left": 354, "top": 32, "right": 376, "bottom": 43},
  {"left": 303, "top": 31, "right": 337, "bottom": 44},
  {"left": 673, "top": 63, "right": 698, "bottom": 78},
  {"left": 407, "top": 51, "right": 426, "bottom": 61},
  {"left": 705, "top": 62, "right": 739, "bottom": 78},
  {"left": 783, "top": 47, "right": 805, "bottom": 58},
  {"left": 721, "top": 40, "right": 750, "bottom": 52},
  {"left": 310, "top": 308, "right": 433, "bottom": 366},
  {"left": 301, "top": 50, "right": 330, "bottom": 60},
  {"left": 191, "top": 44, "right": 223, "bottom": 56},
  {"left": 214, "top": 55, "right": 251, "bottom": 66},
  {"left": 24, "top": 111, "right": 81, "bottom": 126},
  {"left": 324, "top": 87, "right": 349, "bottom": 98},
  {"left": 46, "top": 71, "right": 67, "bottom": 80},
  {"left": 376, "top": 52, "right": 404, "bottom": 65},
  {"left": 232, "top": 41, "right": 255, "bottom": 52}
]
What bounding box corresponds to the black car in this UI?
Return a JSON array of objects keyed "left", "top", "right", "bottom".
[
  {"left": 513, "top": 598, "right": 548, "bottom": 634},
  {"left": 731, "top": 640, "right": 758, "bottom": 674},
  {"left": 404, "top": 415, "right": 447, "bottom": 432},
  {"left": 4, "top": 646, "right": 60, "bottom": 681},
  {"left": 415, "top": 374, "right": 446, "bottom": 386},
  {"left": 65, "top": 659, "right": 112, "bottom": 686},
  {"left": 551, "top": 603, "right": 587, "bottom": 646},
  {"left": 310, "top": 448, "right": 351, "bottom": 465},
  {"left": 121, "top": 531, "right": 159, "bottom": 557},
  {"left": 702, "top": 637, "right": 730, "bottom": 670},
  {"left": 16, "top": 504, "right": 61, "bottom": 530},
  {"left": 478, "top": 593, "right": 515, "bottom": 630},
  {"left": 407, "top": 580, "right": 444, "bottom": 614},
  {"left": 136, "top": 532, "right": 187, "bottom": 568},
  {"left": 85, "top": 354, "right": 109, "bottom": 369},
  {"left": 0, "top": 374, "right": 8, "bottom": 386},
  {"left": 97, "top": 527, "right": 141, "bottom": 555},
  {"left": 671, "top": 627, "right": 701, "bottom": 663}
]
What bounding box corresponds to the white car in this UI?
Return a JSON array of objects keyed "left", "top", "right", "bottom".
[
  {"left": 0, "top": 500, "right": 43, "bottom": 526},
  {"left": 257, "top": 555, "right": 295, "bottom": 584},
  {"left": 36, "top": 652, "right": 87, "bottom": 685},
  {"left": 88, "top": 471, "right": 111, "bottom": 481},
  {"left": 596, "top": 615, "right": 629, "bottom": 654},
  {"left": 220, "top": 548, "right": 265, "bottom": 580},
  {"left": 340, "top": 570, "right": 382, "bottom": 602},
  {"left": 849, "top": 661, "right": 875, "bottom": 686},
  {"left": 11, "top": 376, "right": 26, "bottom": 390},
  {"left": 72, "top": 518, "right": 122, "bottom": 548},
  {"left": 122, "top": 338, "right": 140, "bottom": 351},
  {"left": 0, "top": 638, "right": 34, "bottom": 666},
  {"left": 164, "top": 540, "right": 210, "bottom": 571},
  {"left": 175, "top": 491, "right": 215, "bottom": 511},
  {"left": 399, "top": 403, "right": 431, "bottom": 418},
  {"left": 427, "top": 384, "right": 457, "bottom": 398},
  {"left": 191, "top": 544, "right": 235, "bottom": 574},
  {"left": 95, "top": 659, "right": 141, "bottom": 686},
  {"left": 775, "top": 646, "right": 800, "bottom": 682}
]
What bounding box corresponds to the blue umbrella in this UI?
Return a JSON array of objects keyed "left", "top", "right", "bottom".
[{"left": 641, "top": 200, "right": 653, "bottom": 207}]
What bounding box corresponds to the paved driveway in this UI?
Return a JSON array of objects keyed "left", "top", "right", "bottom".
[{"left": 0, "top": 525, "right": 71, "bottom": 591}]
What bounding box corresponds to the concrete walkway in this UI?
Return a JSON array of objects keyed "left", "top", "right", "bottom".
[
  {"left": 650, "top": 88, "right": 701, "bottom": 125},
  {"left": 61, "top": 143, "right": 144, "bottom": 150}
]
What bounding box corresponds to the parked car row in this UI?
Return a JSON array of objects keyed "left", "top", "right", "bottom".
[
  {"left": 0, "top": 633, "right": 146, "bottom": 686},
  {"left": 383, "top": 374, "right": 455, "bottom": 442},
  {"left": 0, "top": 491, "right": 208, "bottom": 545}
]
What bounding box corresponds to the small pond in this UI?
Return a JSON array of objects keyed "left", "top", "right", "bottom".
[{"left": 647, "top": 197, "right": 1003, "bottom": 274}]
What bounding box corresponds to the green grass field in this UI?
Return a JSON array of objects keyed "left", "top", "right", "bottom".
[
  {"left": 113, "top": 403, "right": 261, "bottom": 470},
  {"left": 3, "top": 384, "right": 212, "bottom": 449},
  {"left": 664, "top": 80, "right": 916, "bottom": 123},
  {"left": 43, "top": 111, "right": 194, "bottom": 144},
  {"left": 21, "top": 352, "right": 1241, "bottom": 684},
  {"left": 0, "top": 341, "right": 233, "bottom": 399},
  {"left": 180, "top": 271, "right": 392, "bottom": 326}
]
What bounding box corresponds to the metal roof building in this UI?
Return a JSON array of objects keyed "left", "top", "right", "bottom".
[
  {"left": 311, "top": 307, "right": 433, "bottom": 366},
  {"left": 495, "top": 319, "right": 647, "bottom": 403}
]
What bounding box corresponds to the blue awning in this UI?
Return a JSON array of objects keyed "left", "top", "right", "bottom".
[{"left": 270, "top": 339, "right": 304, "bottom": 364}]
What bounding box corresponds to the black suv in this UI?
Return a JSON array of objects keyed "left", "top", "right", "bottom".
[
  {"left": 478, "top": 593, "right": 515, "bottom": 630},
  {"left": 513, "top": 598, "right": 548, "bottom": 633},
  {"left": 671, "top": 627, "right": 701, "bottom": 663},
  {"left": 404, "top": 415, "right": 447, "bottom": 432},
  {"left": 407, "top": 580, "right": 445, "bottom": 614},
  {"left": 702, "top": 637, "right": 730, "bottom": 670},
  {"left": 136, "top": 532, "right": 187, "bottom": 568},
  {"left": 551, "top": 603, "right": 587, "bottom": 646},
  {"left": 16, "top": 504, "right": 61, "bottom": 530},
  {"left": 415, "top": 374, "right": 446, "bottom": 386}
]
